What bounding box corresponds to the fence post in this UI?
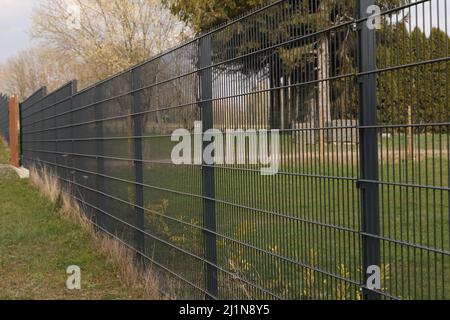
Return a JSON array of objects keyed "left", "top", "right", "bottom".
[
  {"left": 199, "top": 34, "right": 218, "bottom": 299},
  {"left": 19, "top": 101, "right": 22, "bottom": 165},
  {"left": 131, "top": 68, "right": 146, "bottom": 268},
  {"left": 358, "top": 0, "right": 381, "bottom": 300},
  {"left": 9, "top": 95, "right": 20, "bottom": 167}
]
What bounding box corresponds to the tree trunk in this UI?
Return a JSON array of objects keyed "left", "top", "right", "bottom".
[
  {"left": 282, "top": 73, "right": 291, "bottom": 130},
  {"left": 289, "top": 71, "right": 298, "bottom": 126},
  {"left": 269, "top": 54, "right": 281, "bottom": 129},
  {"left": 317, "top": 34, "right": 331, "bottom": 146}
]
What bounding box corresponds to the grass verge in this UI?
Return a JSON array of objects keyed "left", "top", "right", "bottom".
[{"left": 0, "top": 142, "right": 162, "bottom": 299}]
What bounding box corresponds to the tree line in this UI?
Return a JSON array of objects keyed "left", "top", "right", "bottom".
[{"left": 0, "top": 0, "right": 447, "bottom": 131}]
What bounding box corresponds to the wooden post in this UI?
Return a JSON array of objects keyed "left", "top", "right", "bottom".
[{"left": 9, "top": 95, "right": 20, "bottom": 167}]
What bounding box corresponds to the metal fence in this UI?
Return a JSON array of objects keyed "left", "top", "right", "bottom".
[
  {"left": 20, "top": 0, "right": 449, "bottom": 300},
  {"left": 0, "top": 94, "right": 9, "bottom": 144}
]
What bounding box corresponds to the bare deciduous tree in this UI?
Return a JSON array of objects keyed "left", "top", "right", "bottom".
[
  {"left": 32, "top": 0, "right": 191, "bottom": 87},
  {"left": 0, "top": 46, "right": 79, "bottom": 100}
]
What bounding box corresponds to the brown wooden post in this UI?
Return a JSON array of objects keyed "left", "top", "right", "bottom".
[{"left": 9, "top": 95, "right": 20, "bottom": 167}]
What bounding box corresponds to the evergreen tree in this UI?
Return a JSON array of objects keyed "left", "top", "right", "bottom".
[{"left": 165, "top": 0, "right": 355, "bottom": 136}]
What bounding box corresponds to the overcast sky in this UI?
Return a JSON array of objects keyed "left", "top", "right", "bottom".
[
  {"left": 0, "top": 0, "right": 449, "bottom": 65},
  {"left": 409, "top": 0, "right": 450, "bottom": 35},
  {"left": 0, "top": 0, "right": 42, "bottom": 64}
]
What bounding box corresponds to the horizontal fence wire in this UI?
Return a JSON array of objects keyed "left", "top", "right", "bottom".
[
  {"left": 0, "top": 94, "right": 9, "bottom": 144},
  {"left": 19, "top": 0, "right": 449, "bottom": 300}
]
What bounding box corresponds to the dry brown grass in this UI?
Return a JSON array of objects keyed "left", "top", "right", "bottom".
[{"left": 29, "top": 165, "right": 168, "bottom": 300}]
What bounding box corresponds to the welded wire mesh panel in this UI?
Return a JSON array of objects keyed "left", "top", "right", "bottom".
[
  {"left": 69, "top": 72, "right": 139, "bottom": 249},
  {"left": 0, "top": 94, "right": 9, "bottom": 144},
  {"left": 93, "top": 72, "right": 136, "bottom": 247},
  {"left": 21, "top": 87, "right": 47, "bottom": 168},
  {"left": 133, "top": 40, "right": 207, "bottom": 298},
  {"left": 209, "top": 0, "right": 361, "bottom": 300},
  {"left": 21, "top": 85, "right": 73, "bottom": 170},
  {"left": 54, "top": 83, "right": 76, "bottom": 183},
  {"left": 70, "top": 85, "right": 98, "bottom": 223},
  {"left": 372, "top": 0, "right": 450, "bottom": 300}
]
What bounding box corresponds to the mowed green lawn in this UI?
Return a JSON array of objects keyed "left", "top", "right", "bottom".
[
  {"left": 135, "top": 160, "right": 449, "bottom": 300},
  {"left": 0, "top": 141, "right": 148, "bottom": 299},
  {"left": 90, "top": 132, "right": 449, "bottom": 300}
]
